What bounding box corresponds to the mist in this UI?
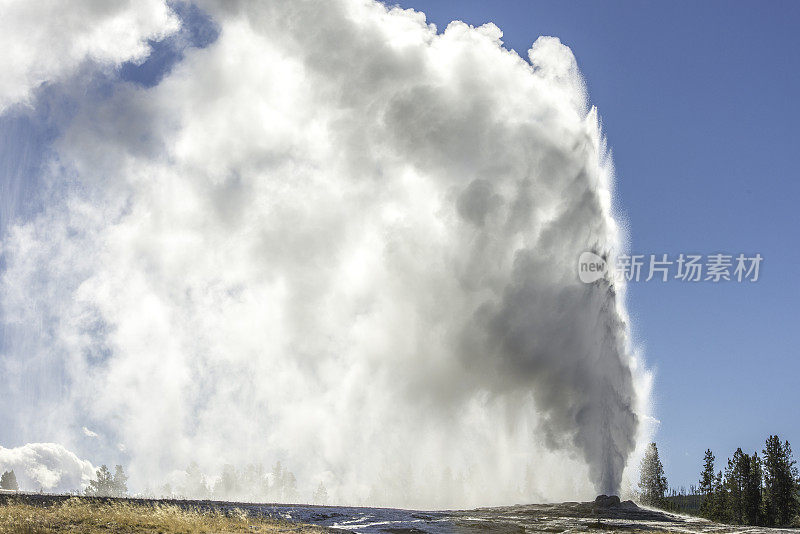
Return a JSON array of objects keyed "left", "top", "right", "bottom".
[{"left": 0, "top": 0, "right": 651, "bottom": 507}]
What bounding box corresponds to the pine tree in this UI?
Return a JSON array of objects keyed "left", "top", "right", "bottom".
[
  {"left": 699, "top": 449, "right": 715, "bottom": 517},
  {"left": 184, "top": 462, "right": 210, "bottom": 499},
  {"left": 725, "top": 448, "right": 747, "bottom": 524},
  {"left": 711, "top": 471, "right": 728, "bottom": 522},
  {"left": 0, "top": 470, "right": 18, "bottom": 491},
  {"left": 638, "top": 442, "right": 668, "bottom": 507},
  {"left": 85, "top": 465, "right": 115, "bottom": 497},
  {"left": 743, "top": 452, "right": 763, "bottom": 525},
  {"left": 270, "top": 461, "right": 284, "bottom": 501},
  {"left": 214, "top": 464, "right": 241, "bottom": 500},
  {"left": 283, "top": 471, "right": 298, "bottom": 502},
  {"left": 762, "top": 436, "right": 799, "bottom": 526},
  {"left": 112, "top": 465, "right": 128, "bottom": 497},
  {"left": 241, "top": 464, "right": 265, "bottom": 501},
  {"left": 313, "top": 481, "right": 328, "bottom": 504}
]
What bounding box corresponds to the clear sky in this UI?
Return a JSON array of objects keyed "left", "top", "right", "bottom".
[{"left": 392, "top": 0, "right": 800, "bottom": 489}]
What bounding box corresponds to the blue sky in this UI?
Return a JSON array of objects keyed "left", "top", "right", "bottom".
[{"left": 393, "top": 0, "right": 800, "bottom": 488}]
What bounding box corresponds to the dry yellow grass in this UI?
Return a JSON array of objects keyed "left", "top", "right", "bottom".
[{"left": 0, "top": 497, "right": 328, "bottom": 534}]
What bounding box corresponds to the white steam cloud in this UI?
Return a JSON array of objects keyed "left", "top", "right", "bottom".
[
  {"left": 0, "top": 443, "right": 96, "bottom": 492},
  {"left": 0, "top": 0, "right": 651, "bottom": 506},
  {"left": 0, "top": 0, "right": 178, "bottom": 113}
]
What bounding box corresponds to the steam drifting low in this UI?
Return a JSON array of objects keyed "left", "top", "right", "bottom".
[{"left": 0, "top": 0, "right": 650, "bottom": 506}]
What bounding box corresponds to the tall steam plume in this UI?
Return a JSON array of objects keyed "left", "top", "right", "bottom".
[{"left": 0, "top": 0, "right": 650, "bottom": 506}]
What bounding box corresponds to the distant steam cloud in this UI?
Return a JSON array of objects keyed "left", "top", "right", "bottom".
[
  {"left": 0, "top": 0, "right": 651, "bottom": 506},
  {"left": 0, "top": 443, "right": 96, "bottom": 492}
]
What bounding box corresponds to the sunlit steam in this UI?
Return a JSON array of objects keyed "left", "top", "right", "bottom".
[{"left": 0, "top": 0, "right": 650, "bottom": 507}]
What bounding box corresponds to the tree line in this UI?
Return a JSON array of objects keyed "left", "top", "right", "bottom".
[
  {"left": 638, "top": 435, "right": 800, "bottom": 527},
  {"left": 158, "top": 461, "right": 309, "bottom": 503},
  {"left": 85, "top": 464, "right": 128, "bottom": 497},
  {"left": 81, "top": 461, "right": 330, "bottom": 505},
  {"left": 0, "top": 470, "right": 18, "bottom": 491}
]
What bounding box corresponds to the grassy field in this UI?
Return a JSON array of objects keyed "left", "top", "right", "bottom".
[{"left": 0, "top": 496, "right": 328, "bottom": 534}]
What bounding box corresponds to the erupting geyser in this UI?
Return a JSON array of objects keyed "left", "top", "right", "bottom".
[{"left": 0, "top": 0, "right": 650, "bottom": 506}]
